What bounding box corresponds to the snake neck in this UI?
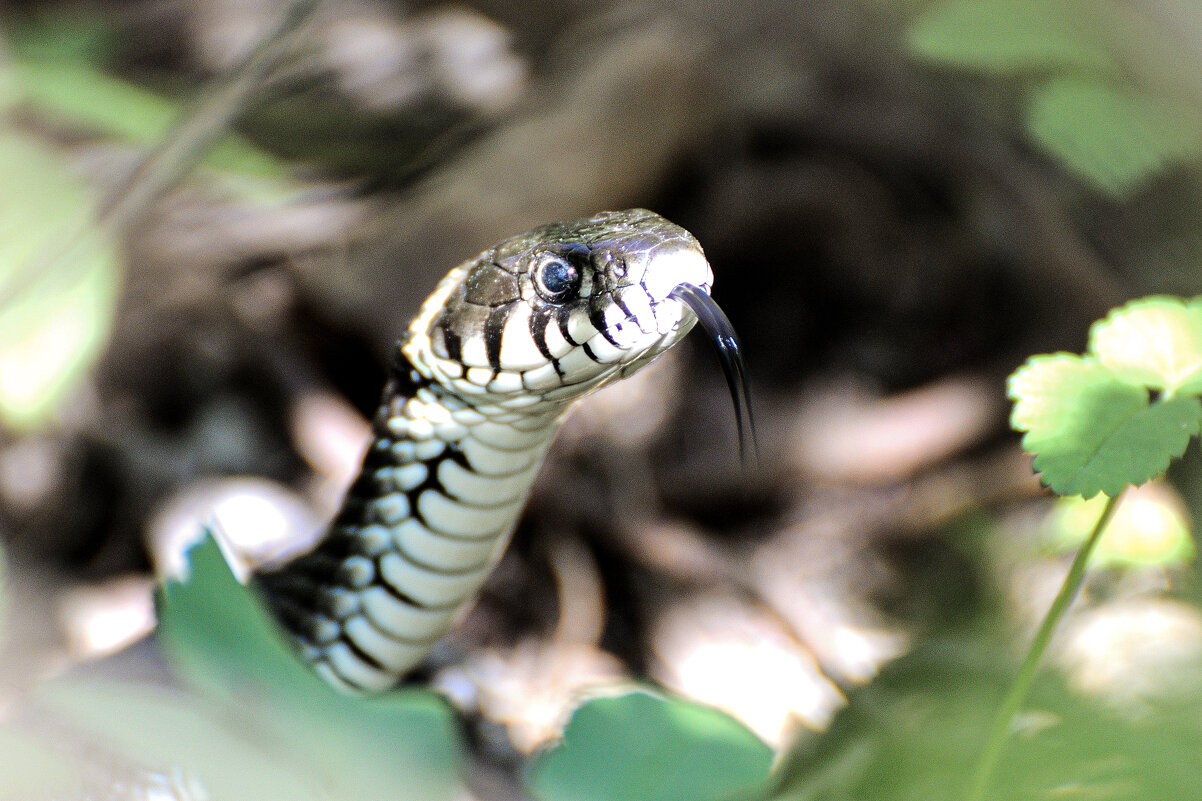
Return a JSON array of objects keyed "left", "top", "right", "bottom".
[{"left": 259, "top": 350, "right": 560, "bottom": 692}]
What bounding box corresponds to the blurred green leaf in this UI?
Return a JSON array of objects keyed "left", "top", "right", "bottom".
[
  {"left": 15, "top": 59, "right": 292, "bottom": 181},
  {"left": 529, "top": 688, "right": 774, "bottom": 801},
  {"left": 1045, "top": 482, "right": 1195, "bottom": 568},
  {"left": 5, "top": 7, "right": 118, "bottom": 62},
  {"left": 35, "top": 679, "right": 324, "bottom": 801},
  {"left": 770, "top": 634, "right": 1202, "bottom": 801},
  {"left": 156, "top": 530, "right": 466, "bottom": 801},
  {"left": 0, "top": 726, "right": 83, "bottom": 800},
  {"left": 0, "top": 130, "right": 120, "bottom": 431},
  {"left": 0, "top": 537, "right": 6, "bottom": 648},
  {"left": 1026, "top": 78, "right": 1202, "bottom": 197},
  {"left": 17, "top": 60, "right": 182, "bottom": 146},
  {"left": 1008, "top": 353, "right": 1202, "bottom": 497},
  {"left": 908, "top": 0, "right": 1112, "bottom": 73}
]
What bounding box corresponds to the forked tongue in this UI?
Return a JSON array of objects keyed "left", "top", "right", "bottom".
[{"left": 668, "top": 283, "right": 757, "bottom": 466}]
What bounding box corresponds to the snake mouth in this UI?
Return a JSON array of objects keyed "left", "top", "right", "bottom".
[{"left": 669, "top": 283, "right": 757, "bottom": 465}]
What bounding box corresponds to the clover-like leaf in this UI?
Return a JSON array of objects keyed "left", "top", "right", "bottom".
[
  {"left": 1088, "top": 296, "right": 1202, "bottom": 395},
  {"left": 1008, "top": 354, "right": 1202, "bottom": 497}
]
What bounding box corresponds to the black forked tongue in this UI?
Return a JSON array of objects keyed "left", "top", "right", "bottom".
[{"left": 668, "top": 283, "right": 758, "bottom": 466}]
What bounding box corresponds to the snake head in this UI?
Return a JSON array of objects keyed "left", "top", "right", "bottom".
[{"left": 404, "top": 209, "right": 714, "bottom": 409}]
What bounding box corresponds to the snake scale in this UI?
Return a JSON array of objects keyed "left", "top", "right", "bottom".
[{"left": 258, "top": 209, "right": 749, "bottom": 692}]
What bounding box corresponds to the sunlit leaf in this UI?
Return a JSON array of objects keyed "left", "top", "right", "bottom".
[
  {"left": 1089, "top": 296, "right": 1202, "bottom": 396},
  {"left": 1026, "top": 78, "right": 1202, "bottom": 198},
  {"left": 1008, "top": 354, "right": 1202, "bottom": 497},
  {"left": 156, "top": 530, "right": 465, "bottom": 801},
  {"left": 1045, "top": 482, "right": 1195, "bottom": 568},
  {"left": 529, "top": 689, "right": 773, "bottom": 801},
  {"left": 908, "top": 0, "right": 1111, "bottom": 73},
  {"left": 0, "top": 130, "right": 120, "bottom": 430}
]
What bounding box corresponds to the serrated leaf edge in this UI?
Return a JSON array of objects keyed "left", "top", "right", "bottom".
[{"left": 1028, "top": 395, "right": 1201, "bottom": 498}]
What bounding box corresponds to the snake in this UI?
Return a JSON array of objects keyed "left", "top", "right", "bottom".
[{"left": 257, "top": 209, "right": 751, "bottom": 692}]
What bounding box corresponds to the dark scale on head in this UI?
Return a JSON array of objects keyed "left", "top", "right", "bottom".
[
  {"left": 528, "top": 305, "right": 558, "bottom": 363},
  {"left": 483, "top": 302, "right": 514, "bottom": 372}
]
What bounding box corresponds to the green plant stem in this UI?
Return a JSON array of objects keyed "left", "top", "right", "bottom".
[{"left": 965, "top": 490, "right": 1122, "bottom": 801}]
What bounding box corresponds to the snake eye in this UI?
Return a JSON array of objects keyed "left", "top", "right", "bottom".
[{"left": 533, "top": 253, "right": 583, "bottom": 303}]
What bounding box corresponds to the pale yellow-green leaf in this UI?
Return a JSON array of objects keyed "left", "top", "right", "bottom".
[
  {"left": 1044, "top": 482, "right": 1194, "bottom": 568},
  {"left": 1007, "top": 353, "right": 1202, "bottom": 497},
  {"left": 1089, "top": 296, "right": 1202, "bottom": 395},
  {"left": 0, "top": 130, "right": 121, "bottom": 430}
]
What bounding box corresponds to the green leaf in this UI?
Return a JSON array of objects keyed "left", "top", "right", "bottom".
[
  {"left": 155, "top": 530, "right": 466, "bottom": 801},
  {"left": 156, "top": 529, "right": 326, "bottom": 703},
  {"left": 1044, "top": 483, "right": 1195, "bottom": 568},
  {"left": 8, "top": 14, "right": 311, "bottom": 203},
  {"left": 1089, "top": 296, "right": 1202, "bottom": 395},
  {"left": 34, "top": 679, "right": 324, "bottom": 801},
  {"left": 18, "top": 60, "right": 183, "bottom": 148},
  {"left": 907, "top": 0, "right": 1112, "bottom": 73},
  {"left": 1008, "top": 354, "right": 1202, "bottom": 497},
  {"left": 15, "top": 59, "right": 292, "bottom": 181},
  {"left": 0, "top": 726, "right": 83, "bottom": 800},
  {"left": 528, "top": 689, "right": 773, "bottom": 801},
  {"left": 1026, "top": 78, "right": 1202, "bottom": 198},
  {"left": 0, "top": 130, "right": 121, "bottom": 430}
]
